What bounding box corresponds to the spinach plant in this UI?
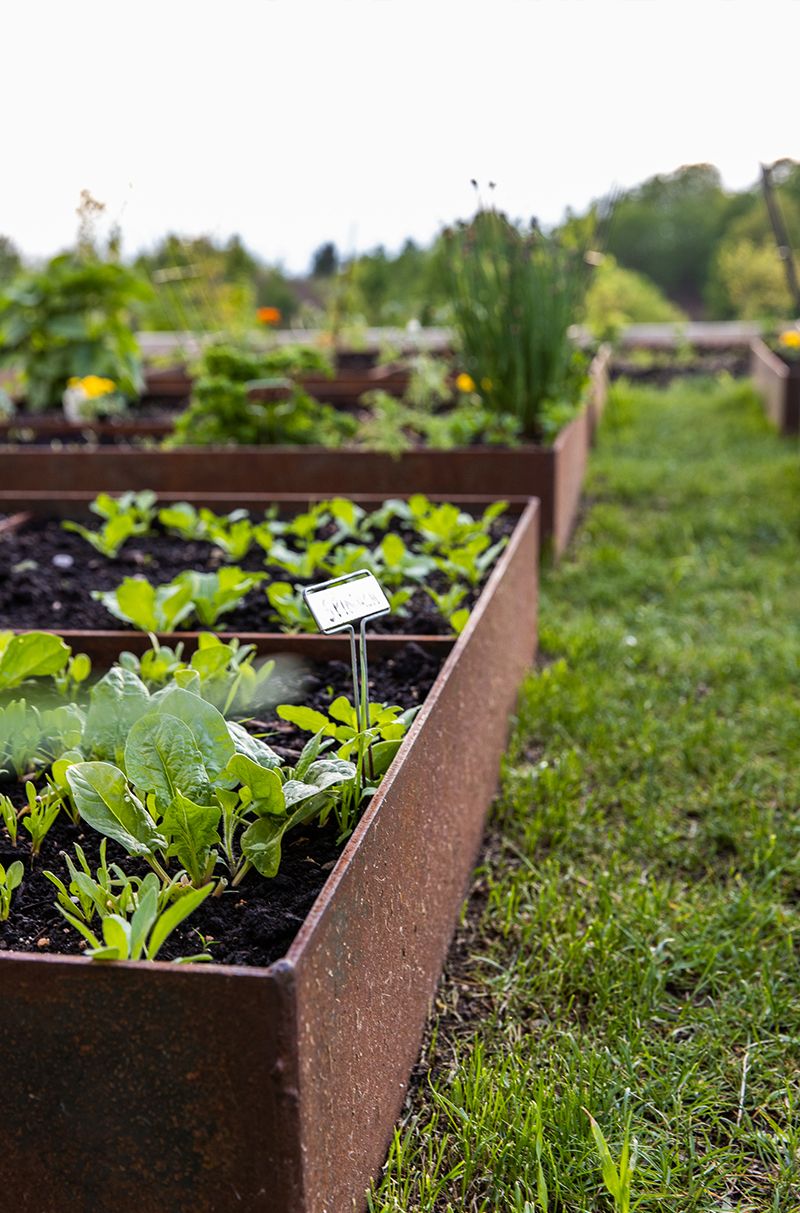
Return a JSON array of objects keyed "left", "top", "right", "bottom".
[{"left": 0, "top": 860, "right": 23, "bottom": 920}]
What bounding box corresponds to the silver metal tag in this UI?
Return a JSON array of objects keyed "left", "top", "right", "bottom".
[{"left": 303, "top": 570, "right": 391, "bottom": 635}]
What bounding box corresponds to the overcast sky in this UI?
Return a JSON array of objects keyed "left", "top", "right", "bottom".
[{"left": 4, "top": 0, "right": 798, "bottom": 273}]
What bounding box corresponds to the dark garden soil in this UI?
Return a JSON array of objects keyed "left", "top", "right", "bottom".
[
  {"left": 0, "top": 643, "right": 441, "bottom": 967},
  {"left": 0, "top": 514, "right": 514, "bottom": 635}
]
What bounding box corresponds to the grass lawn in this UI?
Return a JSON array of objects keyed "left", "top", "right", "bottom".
[{"left": 369, "top": 376, "right": 800, "bottom": 1212}]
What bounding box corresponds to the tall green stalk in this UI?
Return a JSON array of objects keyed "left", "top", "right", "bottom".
[{"left": 446, "top": 209, "right": 588, "bottom": 439}]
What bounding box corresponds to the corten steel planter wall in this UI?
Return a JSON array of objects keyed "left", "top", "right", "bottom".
[
  {"left": 750, "top": 338, "right": 800, "bottom": 435},
  {"left": 1, "top": 499, "right": 539, "bottom": 1213},
  {"left": 0, "top": 354, "right": 608, "bottom": 559}
]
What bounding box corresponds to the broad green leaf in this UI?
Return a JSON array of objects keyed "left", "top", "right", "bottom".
[
  {"left": 66, "top": 761, "right": 165, "bottom": 856},
  {"left": 154, "top": 687, "right": 234, "bottom": 777},
  {"left": 161, "top": 793, "right": 221, "bottom": 883},
  {"left": 146, "top": 882, "right": 214, "bottom": 960},
  {"left": 124, "top": 712, "right": 212, "bottom": 811},
  {"left": 241, "top": 799, "right": 318, "bottom": 877},
  {"left": 101, "top": 914, "right": 132, "bottom": 959},
  {"left": 84, "top": 667, "right": 151, "bottom": 762},
  {"left": 0, "top": 632, "right": 70, "bottom": 690},
  {"left": 226, "top": 720, "right": 282, "bottom": 769},
  {"left": 224, "top": 754, "right": 285, "bottom": 815},
  {"left": 276, "top": 704, "right": 332, "bottom": 734},
  {"left": 303, "top": 757, "right": 356, "bottom": 792}
]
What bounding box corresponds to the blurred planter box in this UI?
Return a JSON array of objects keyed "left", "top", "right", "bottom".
[
  {"left": 1, "top": 500, "right": 539, "bottom": 1213},
  {"left": 750, "top": 338, "right": 800, "bottom": 435}
]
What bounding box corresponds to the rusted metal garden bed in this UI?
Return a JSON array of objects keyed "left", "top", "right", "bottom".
[
  {"left": 1, "top": 497, "right": 539, "bottom": 1213},
  {"left": 750, "top": 337, "right": 800, "bottom": 436},
  {"left": 0, "top": 350, "right": 609, "bottom": 558}
]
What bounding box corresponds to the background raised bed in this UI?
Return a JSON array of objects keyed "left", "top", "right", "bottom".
[
  {"left": 750, "top": 337, "right": 800, "bottom": 435},
  {"left": 0, "top": 348, "right": 609, "bottom": 558}
]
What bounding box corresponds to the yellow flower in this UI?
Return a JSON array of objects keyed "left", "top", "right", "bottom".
[
  {"left": 480, "top": 377, "right": 493, "bottom": 392},
  {"left": 455, "top": 372, "right": 475, "bottom": 393},
  {"left": 67, "top": 375, "right": 116, "bottom": 398},
  {"left": 779, "top": 329, "right": 800, "bottom": 349}
]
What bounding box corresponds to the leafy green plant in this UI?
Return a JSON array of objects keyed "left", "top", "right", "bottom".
[
  {"left": 61, "top": 870, "right": 215, "bottom": 963},
  {"left": 166, "top": 341, "right": 355, "bottom": 447},
  {"left": 0, "top": 860, "right": 23, "bottom": 920},
  {"left": 64, "top": 684, "right": 358, "bottom": 893},
  {"left": 158, "top": 503, "right": 256, "bottom": 561},
  {"left": 118, "top": 633, "right": 279, "bottom": 716},
  {"left": 445, "top": 207, "right": 588, "bottom": 438},
  {"left": 434, "top": 535, "right": 508, "bottom": 587},
  {"left": 277, "top": 696, "right": 417, "bottom": 837},
  {"left": 0, "top": 631, "right": 73, "bottom": 692},
  {"left": 93, "top": 568, "right": 264, "bottom": 631},
  {"left": 20, "top": 780, "right": 64, "bottom": 856},
  {"left": 265, "top": 582, "right": 319, "bottom": 633},
  {"left": 0, "top": 253, "right": 151, "bottom": 409},
  {"left": 93, "top": 576, "right": 196, "bottom": 632},
  {"left": 63, "top": 490, "right": 157, "bottom": 558},
  {"left": 0, "top": 699, "right": 83, "bottom": 779}
]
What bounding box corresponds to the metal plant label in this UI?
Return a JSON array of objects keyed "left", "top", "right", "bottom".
[{"left": 304, "top": 570, "right": 390, "bottom": 635}]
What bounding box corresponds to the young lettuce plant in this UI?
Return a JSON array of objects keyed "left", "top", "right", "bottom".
[
  {"left": 434, "top": 534, "right": 508, "bottom": 587},
  {"left": 63, "top": 490, "right": 157, "bottom": 559},
  {"left": 158, "top": 503, "right": 256, "bottom": 562},
  {"left": 93, "top": 569, "right": 264, "bottom": 631}
]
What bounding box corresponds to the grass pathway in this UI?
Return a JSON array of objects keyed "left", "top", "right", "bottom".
[{"left": 370, "top": 377, "right": 800, "bottom": 1212}]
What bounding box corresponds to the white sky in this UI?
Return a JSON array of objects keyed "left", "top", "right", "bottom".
[{"left": 3, "top": 0, "right": 798, "bottom": 272}]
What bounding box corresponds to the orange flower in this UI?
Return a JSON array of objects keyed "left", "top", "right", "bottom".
[
  {"left": 455, "top": 372, "right": 475, "bottom": 393},
  {"left": 257, "top": 306, "right": 282, "bottom": 326}
]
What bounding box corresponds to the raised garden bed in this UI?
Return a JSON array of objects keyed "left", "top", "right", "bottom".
[
  {"left": 0, "top": 348, "right": 609, "bottom": 559},
  {"left": 2, "top": 497, "right": 538, "bottom": 1212},
  {"left": 0, "top": 366, "right": 411, "bottom": 445},
  {"left": 750, "top": 337, "right": 800, "bottom": 435},
  {"left": 0, "top": 490, "right": 522, "bottom": 645}
]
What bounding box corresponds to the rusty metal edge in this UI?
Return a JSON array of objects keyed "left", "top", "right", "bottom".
[{"left": 290, "top": 498, "right": 540, "bottom": 1211}]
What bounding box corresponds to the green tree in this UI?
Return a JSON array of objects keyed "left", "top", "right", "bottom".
[{"left": 606, "top": 164, "right": 734, "bottom": 309}]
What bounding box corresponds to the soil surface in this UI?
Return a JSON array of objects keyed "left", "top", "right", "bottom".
[
  {"left": 0, "top": 643, "right": 441, "bottom": 967},
  {"left": 0, "top": 513, "right": 513, "bottom": 635}
]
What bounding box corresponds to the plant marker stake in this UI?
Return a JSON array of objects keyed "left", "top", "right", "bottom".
[{"left": 302, "top": 569, "right": 391, "bottom": 738}]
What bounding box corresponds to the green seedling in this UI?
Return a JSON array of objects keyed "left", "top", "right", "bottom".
[
  {"left": 435, "top": 535, "right": 508, "bottom": 586},
  {"left": 63, "top": 491, "right": 156, "bottom": 558},
  {"left": 0, "top": 860, "right": 23, "bottom": 920},
  {"left": 93, "top": 568, "right": 264, "bottom": 632},
  {"left": 64, "top": 871, "right": 215, "bottom": 963},
  {"left": 265, "top": 583, "right": 318, "bottom": 633},
  {"left": 0, "top": 793, "right": 18, "bottom": 844},
  {"left": 264, "top": 539, "right": 334, "bottom": 580},
  {"left": 20, "top": 780, "right": 63, "bottom": 856}
]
